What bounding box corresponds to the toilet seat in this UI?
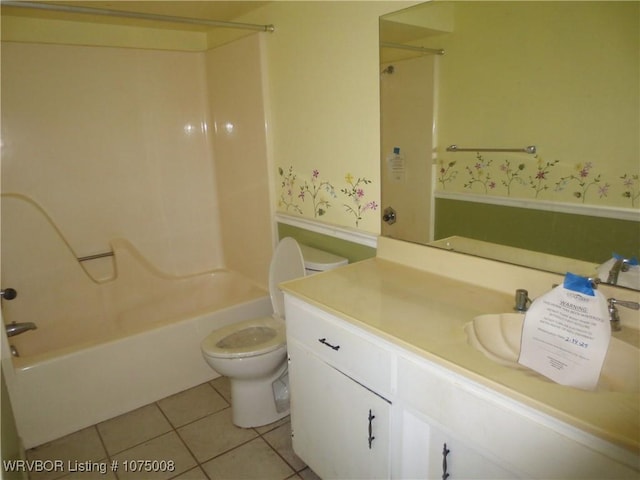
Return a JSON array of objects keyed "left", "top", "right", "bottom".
[{"left": 202, "top": 316, "right": 285, "bottom": 359}]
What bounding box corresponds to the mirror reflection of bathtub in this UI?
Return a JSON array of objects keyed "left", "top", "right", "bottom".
[{"left": 1, "top": 194, "right": 271, "bottom": 449}]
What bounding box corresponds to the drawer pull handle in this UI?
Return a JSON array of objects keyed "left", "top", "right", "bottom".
[
  {"left": 318, "top": 338, "right": 340, "bottom": 351},
  {"left": 442, "top": 443, "right": 450, "bottom": 480},
  {"left": 368, "top": 409, "right": 376, "bottom": 449}
]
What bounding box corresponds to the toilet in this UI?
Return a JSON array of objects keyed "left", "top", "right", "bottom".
[{"left": 201, "top": 238, "right": 347, "bottom": 428}]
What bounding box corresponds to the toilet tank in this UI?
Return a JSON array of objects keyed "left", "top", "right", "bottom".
[{"left": 299, "top": 244, "right": 348, "bottom": 275}]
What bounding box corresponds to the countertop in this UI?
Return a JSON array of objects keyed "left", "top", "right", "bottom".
[{"left": 281, "top": 257, "right": 640, "bottom": 455}]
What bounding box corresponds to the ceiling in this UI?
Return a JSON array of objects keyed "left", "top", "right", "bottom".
[{"left": 1, "top": 1, "right": 270, "bottom": 31}]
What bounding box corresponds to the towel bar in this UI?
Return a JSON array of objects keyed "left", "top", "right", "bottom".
[{"left": 446, "top": 145, "right": 536, "bottom": 154}]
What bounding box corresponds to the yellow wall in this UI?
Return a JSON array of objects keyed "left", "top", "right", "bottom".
[
  {"left": 426, "top": 2, "right": 639, "bottom": 209},
  {"left": 237, "top": 2, "right": 416, "bottom": 234}
]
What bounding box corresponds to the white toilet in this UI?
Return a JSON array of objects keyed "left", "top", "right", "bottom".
[{"left": 201, "top": 238, "right": 347, "bottom": 428}]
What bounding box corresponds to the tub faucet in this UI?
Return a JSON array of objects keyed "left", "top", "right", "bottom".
[
  {"left": 5, "top": 321, "right": 37, "bottom": 337},
  {"left": 607, "top": 258, "right": 630, "bottom": 285},
  {"left": 607, "top": 298, "right": 640, "bottom": 332}
]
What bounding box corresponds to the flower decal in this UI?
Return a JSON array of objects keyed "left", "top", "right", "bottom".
[
  {"left": 341, "top": 174, "right": 377, "bottom": 227},
  {"left": 555, "top": 162, "right": 607, "bottom": 203},
  {"left": 621, "top": 173, "right": 639, "bottom": 207},
  {"left": 278, "top": 166, "right": 302, "bottom": 214},
  {"left": 437, "top": 159, "right": 458, "bottom": 189},
  {"left": 529, "top": 156, "right": 558, "bottom": 198},
  {"left": 464, "top": 153, "right": 494, "bottom": 192},
  {"left": 300, "top": 169, "right": 336, "bottom": 217},
  {"left": 498, "top": 159, "right": 526, "bottom": 196}
]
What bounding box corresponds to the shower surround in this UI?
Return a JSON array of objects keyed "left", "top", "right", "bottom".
[
  {"left": 0, "top": 33, "right": 273, "bottom": 286},
  {"left": 1, "top": 33, "right": 274, "bottom": 446}
]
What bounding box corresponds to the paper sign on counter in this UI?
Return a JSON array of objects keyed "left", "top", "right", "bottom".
[{"left": 518, "top": 276, "right": 610, "bottom": 390}]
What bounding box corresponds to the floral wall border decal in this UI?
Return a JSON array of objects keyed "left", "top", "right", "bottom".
[
  {"left": 436, "top": 152, "right": 639, "bottom": 209},
  {"left": 277, "top": 167, "right": 378, "bottom": 228}
]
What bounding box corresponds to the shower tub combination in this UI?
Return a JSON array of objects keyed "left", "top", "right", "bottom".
[{"left": 1, "top": 195, "right": 271, "bottom": 449}]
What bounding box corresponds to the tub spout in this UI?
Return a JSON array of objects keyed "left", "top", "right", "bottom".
[{"left": 5, "top": 321, "right": 37, "bottom": 337}]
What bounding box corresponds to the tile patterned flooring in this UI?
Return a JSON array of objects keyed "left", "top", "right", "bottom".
[{"left": 26, "top": 377, "right": 320, "bottom": 480}]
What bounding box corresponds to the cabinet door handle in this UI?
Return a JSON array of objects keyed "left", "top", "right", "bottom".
[
  {"left": 318, "top": 338, "right": 340, "bottom": 351},
  {"left": 368, "top": 409, "right": 376, "bottom": 449},
  {"left": 442, "top": 443, "right": 450, "bottom": 480}
]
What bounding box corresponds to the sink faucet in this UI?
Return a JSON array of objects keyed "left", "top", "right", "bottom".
[
  {"left": 606, "top": 258, "right": 630, "bottom": 285},
  {"left": 5, "top": 321, "right": 37, "bottom": 337},
  {"left": 514, "top": 289, "right": 532, "bottom": 312},
  {"left": 607, "top": 298, "right": 640, "bottom": 331}
]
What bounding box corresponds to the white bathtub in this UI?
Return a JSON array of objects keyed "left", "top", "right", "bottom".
[{"left": 2, "top": 238, "right": 271, "bottom": 449}]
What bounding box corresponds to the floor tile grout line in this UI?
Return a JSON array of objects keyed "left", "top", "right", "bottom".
[
  {"left": 102, "top": 396, "right": 230, "bottom": 459},
  {"left": 259, "top": 432, "right": 300, "bottom": 477},
  {"left": 183, "top": 378, "right": 305, "bottom": 477},
  {"left": 154, "top": 380, "right": 239, "bottom": 478},
  {"left": 154, "top": 399, "right": 205, "bottom": 480},
  {"left": 190, "top": 432, "right": 262, "bottom": 467},
  {"left": 92, "top": 424, "right": 122, "bottom": 480},
  {"left": 27, "top": 378, "right": 307, "bottom": 480},
  {"left": 151, "top": 383, "right": 267, "bottom": 479}
]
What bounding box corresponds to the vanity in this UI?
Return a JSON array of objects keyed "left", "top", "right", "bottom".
[{"left": 281, "top": 237, "right": 640, "bottom": 479}]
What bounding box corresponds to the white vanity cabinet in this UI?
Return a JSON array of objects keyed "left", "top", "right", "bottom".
[
  {"left": 285, "top": 294, "right": 639, "bottom": 479},
  {"left": 286, "top": 295, "right": 393, "bottom": 479},
  {"left": 395, "top": 356, "right": 521, "bottom": 479},
  {"left": 396, "top": 355, "right": 639, "bottom": 479},
  {"left": 396, "top": 406, "right": 517, "bottom": 479}
]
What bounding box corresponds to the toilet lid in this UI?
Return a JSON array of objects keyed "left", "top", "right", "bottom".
[
  {"left": 202, "top": 316, "right": 285, "bottom": 359},
  {"left": 269, "top": 237, "right": 305, "bottom": 318}
]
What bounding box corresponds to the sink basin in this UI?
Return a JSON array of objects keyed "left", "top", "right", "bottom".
[{"left": 465, "top": 313, "right": 640, "bottom": 393}]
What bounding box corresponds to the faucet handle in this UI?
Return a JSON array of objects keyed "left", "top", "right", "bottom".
[
  {"left": 514, "top": 289, "right": 532, "bottom": 312},
  {"left": 0, "top": 288, "right": 17, "bottom": 300},
  {"left": 608, "top": 298, "right": 640, "bottom": 311}
]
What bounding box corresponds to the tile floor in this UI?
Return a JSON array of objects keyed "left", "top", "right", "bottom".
[{"left": 26, "top": 377, "right": 320, "bottom": 480}]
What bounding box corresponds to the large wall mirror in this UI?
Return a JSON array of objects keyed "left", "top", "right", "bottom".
[{"left": 380, "top": 1, "right": 640, "bottom": 291}]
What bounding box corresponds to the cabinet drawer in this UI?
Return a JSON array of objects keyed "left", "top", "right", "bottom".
[{"left": 285, "top": 295, "right": 393, "bottom": 397}]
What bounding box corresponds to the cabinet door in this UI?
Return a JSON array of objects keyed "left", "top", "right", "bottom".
[
  {"left": 398, "top": 407, "right": 518, "bottom": 480},
  {"left": 289, "top": 339, "right": 391, "bottom": 479}
]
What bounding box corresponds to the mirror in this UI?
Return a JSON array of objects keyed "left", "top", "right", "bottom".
[{"left": 380, "top": 1, "right": 640, "bottom": 290}]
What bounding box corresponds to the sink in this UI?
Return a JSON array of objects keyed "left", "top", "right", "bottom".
[{"left": 465, "top": 313, "right": 640, "bottom": 393}]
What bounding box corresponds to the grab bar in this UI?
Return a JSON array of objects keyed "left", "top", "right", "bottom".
[
  {"left": 78, "top": 251, "right": 113, "bottom": 262},
  {"left": 446, "top": 145, "right": 537, "bottom": 154}
]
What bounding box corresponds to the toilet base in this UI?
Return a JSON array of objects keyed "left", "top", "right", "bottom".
[{"left": 229, "top": 363, "right": 290, "bottom": 428}]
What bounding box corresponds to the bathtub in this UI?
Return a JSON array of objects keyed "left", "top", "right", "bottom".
[{"left": 2, "top": 237, "right": 271, "bottom": 449}]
